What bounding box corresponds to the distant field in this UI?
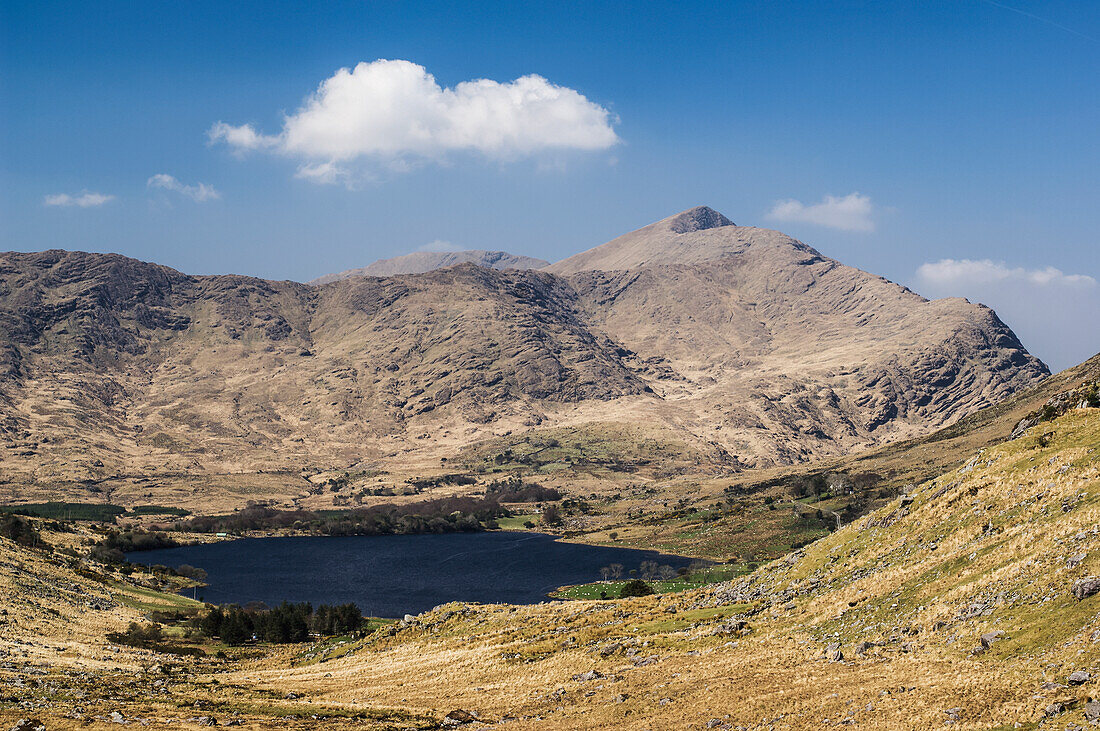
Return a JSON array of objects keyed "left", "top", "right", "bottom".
[
  {"left": 552, "top": 564, "right": 749, "bottom": 599},
  {"left": 0, "top": 501, "right": 190, "bottom": 521},
  {"left": 0, "top": 501, "right": 127, "bottom": 521}
]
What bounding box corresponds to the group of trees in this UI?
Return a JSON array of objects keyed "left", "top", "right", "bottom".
[
  {"left": 599, "top": 561, "right": 681, "bottom": 581},
  {"left": 181, "top": 497, "right": 508, "bottom": 536},
  {"left": 0, "top": 513, "right": 47, "bottom": 550},
  {"left": 98, "top": 528, "right": 179, "bottom": 552},
  {"left": 200, "top": 601, "right": 364, "bottom": 645},
  {"left": 407, "top": 473, "right": 478, "bottom": 490},
  {"left": 484, "top": 476, "right": 561, "bottom": 503}
]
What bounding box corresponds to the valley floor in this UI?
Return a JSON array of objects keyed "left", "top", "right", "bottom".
[{"left": 3, "top": 408, "right": 1100, "bottom": 729}]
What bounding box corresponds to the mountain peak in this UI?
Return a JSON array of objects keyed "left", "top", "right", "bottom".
[{"left": 667, "top": 206, "right": 734, "bottom": 234}]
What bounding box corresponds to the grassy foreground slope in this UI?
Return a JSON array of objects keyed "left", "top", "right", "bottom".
[{"left": 210, "top": 404, "right": 1100, "bottom": 730}]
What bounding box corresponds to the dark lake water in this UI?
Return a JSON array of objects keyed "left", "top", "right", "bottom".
[{"left": 132, "top": 532, "right": 695, "bottom": 617}]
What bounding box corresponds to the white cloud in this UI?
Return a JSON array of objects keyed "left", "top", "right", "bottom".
[
  {"left": 417, "top": 239, "right": 462, "bottom": 253},
  {"left": 914, "top": 258, "right": 1099, "bottom": 372},
  {"left": 43, "top": 192, "right": 114, "bottom": 208},
  {"left": 147, "top": 174, "right": 220, "bottom": 202},
  {"left": 209, "top": 59, "right": 619, "bottom": 183},
  {"left": 766, "top": 192, "right": 875, "bottom": 232},
  {"left": 917, "top": 258, "right": 1096, "bottom": 288}
]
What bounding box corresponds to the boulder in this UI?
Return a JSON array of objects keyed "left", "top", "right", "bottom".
[
  {"left": 11, "top": 721, "right": 46, "bottom": 731},
  {"left": 1072, "top": 577, "right": 1100, "bottom": 601},
  {"left": 1068, "top": 670, "right": 1091, "bottom": 685},
  {"left": 1084, "top": 700, "right": 1100, "bottom": 721},
  {"left": 571, "top": 670, "right": 602, "bottom": 682},
  {"left": 980, "top": 631, "right": 1004, "bottom": 649},
  {"left": 442, "top": 710, "right": 477, "bottom": 726}
]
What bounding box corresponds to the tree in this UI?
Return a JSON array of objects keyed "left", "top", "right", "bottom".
[
  {"left": 619, "top": 580, "right": 655, "bottom": 598},
  {"left": 541, "top": 503, "right": 563, "bottom": 526},
  {"left": 600, "top": 566, "right": 612, "bottom": 581},
  {"left": 609, "top": 563, "right": 624, "bottom": 580},
  {"left": 177, "top": 564, "right": 208, "bottom": 582}
]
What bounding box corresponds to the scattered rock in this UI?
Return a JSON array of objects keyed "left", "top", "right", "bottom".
[
  {"left": 599, "top": 642, "right": 622, "bottom": 658},
  {"left": 1068, "top": 670, "right": 1091, "bottom": 685},
  {"left": 825, "top": 643, "right": 843, "bottom": 662},
  {"left": 11, "top": 721, "right": 46, "bottom": 731},
  {"left": 1044, "top": 699, "right": 1076, "bottom": 717},
  {"left": 107, "top": 711, "right": 125, "bottom": 724},
  {"left": 1084, "top": 700, "right": 1100, "bottom": 721},
  {"left": 443, "top": 710, "right": 477, "bottom": 726},
  {"left": 1067, "top": 553, "right": 1088, "bottom": 569},
  {"left": 572, "top": 670, "right": 602, "bottom": 682}
]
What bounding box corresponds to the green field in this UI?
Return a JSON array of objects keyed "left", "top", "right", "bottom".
[
  {"left": 0, "top": 501, "right": 127, "bottom": 521},
  {"left": 551, "top": 564, "right": 749, "bottom": 600}
]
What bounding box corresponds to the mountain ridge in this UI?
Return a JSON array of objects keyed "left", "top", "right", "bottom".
[
  {"left": 310, "top": 249, "right": 549, "bottom": 284},
  {"left": 0, "top": 207, "right": 1049, "bottom": 495}
]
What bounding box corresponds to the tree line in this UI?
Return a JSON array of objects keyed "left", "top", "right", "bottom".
[
  {"left": 200, "top": 602, "right": 364, "bottom": 645},
  {"left": 179, "top": 496, "right": 508, "bottom": 536}
]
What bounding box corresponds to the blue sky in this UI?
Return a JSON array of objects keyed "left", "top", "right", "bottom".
[{"left": 1, "top": 1, "right": 1097, "bottom": 369}]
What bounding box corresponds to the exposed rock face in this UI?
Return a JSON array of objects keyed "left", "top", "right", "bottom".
[
  {"left": 550, "top": 208, "right": 1048, "bottom": 464},
  {"left": 0, "top": 206, "right": 1049, "bottom": 481},
  {"left": 310, "top": 250, "right": 548, "bottom": 284},
  {"left": 0, "top": 252, "right": 643, "bottom": 481}
]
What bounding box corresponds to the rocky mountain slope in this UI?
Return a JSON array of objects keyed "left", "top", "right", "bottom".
[
  {"left": 555, "top": 207, "right": 1048, "bottom": 463},
  {"left": 310, "top": 249, "right": 548, "bottom": 283},
  {"left": 0, "top": 207, "right": 1048, "bottom": 496}
]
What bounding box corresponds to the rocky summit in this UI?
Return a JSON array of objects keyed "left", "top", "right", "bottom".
[{"left": 0, "top": 208, "right": 1046, "bottom": 494}]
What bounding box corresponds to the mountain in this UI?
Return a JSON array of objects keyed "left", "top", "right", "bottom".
[
  {"left": 0, "top": 251, "right": 641, "bottom": 488},
  {"left": 0, "top": 208, "right": 1048, "bottom": 499},
  {"left": 310, "top": 249, "right": 549, "bottom": 284},
  {"left": 550, "top": 207, "right": 1048, "bottom": 463}
]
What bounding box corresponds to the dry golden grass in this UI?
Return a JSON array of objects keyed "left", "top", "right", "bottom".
[{"left": 3, "top": 406, "right": 1098, "bottom": 729}]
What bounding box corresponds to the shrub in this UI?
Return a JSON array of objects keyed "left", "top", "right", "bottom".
[
  {"left": 97, "top": 528, "right": 178, "bottom": 553},
  {"left": 541, "top": 503, "right": 563, "bottom": 526},
  {"left": 0, "top": 513, "right": 48, "bottom": 550},
  {"left": 107, "top": 622, "right": 163, "bottom": 648},
  {"left": 90, "top": 545, "right": 126, "bottom": 564},
  {"left": 619, "top": 579, "right": 655, "bottom": 598},
  {"left": 485, "top": 476, "right": 561, "bottom": 502}
]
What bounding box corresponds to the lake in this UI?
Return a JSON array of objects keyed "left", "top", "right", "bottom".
[{"left": 132, "top": 531, "right": 696, "bottom": 617}]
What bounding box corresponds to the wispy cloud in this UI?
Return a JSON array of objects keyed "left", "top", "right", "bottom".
[
  {"left": 43, "top": 192, "right": 115, "bottom": 208},
  {"left": 209, "top": 59, "right": 620, "bottom": 184},
  {"left": 914, "top": 258, "right": 1099, "bottom": 372},
  {"left": 147, "top": 174, "right": 220, "bottom": 202},
  {"left": 765, "top": 192, "right": 875, "bottom": 232},
  {"left": 917, "top": 258, "right": 1097, "bottom": 288}
]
